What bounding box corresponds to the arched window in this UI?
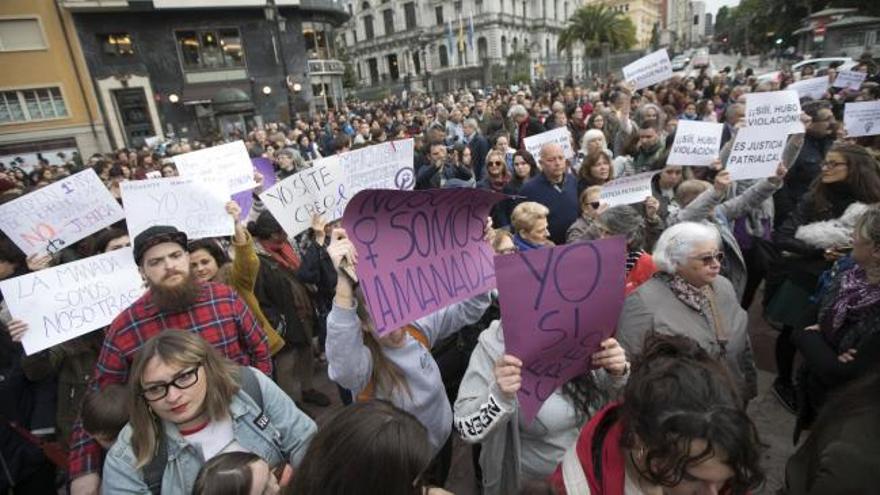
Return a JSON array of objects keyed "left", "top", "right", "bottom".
[
  {"left": 501, "top": 35, "right": 507, "bottom": 57},
  {"left": 477, "top": 36, "right": 488, "bottom": 62},
  {"left": 361, "top": 1, "right": 369, "bottom": 10},
  {"left": 512, "top": 37, "right": 518, "bottom": 54},
  {"left": 439, "top": 44, "right": 449, "bottom": 67},
  {"left": 545, "top": 38, "right": 550, "bottom": 59}
]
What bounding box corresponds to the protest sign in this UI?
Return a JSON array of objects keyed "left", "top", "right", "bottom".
[
  {"left": 599, "top": 171, "right": 659, "bottom": 207},
  {"left": 0, "top": 169, "right": 124, "bottom": 256},
  {"left": 496, "top": 237, "right": 626, "bottom": 423},
  {"left": 667, "top": 120, "right": 724, "bottom": 166},
  {"left": 145, "top": 171, "right": 162, "bottom": 179},
  {"left": 843, "top": 101, "right": 880, "bottom": 138},
  {"left": 0, "top": 248, "right": 145, "bottom": 355},
  {"left": 523, "top": 127, "right": 575, "bottom": 162},
  {"left": 121, "top": 176, "right": 232, "bottom": 239},
  {"left": 262, "top": 139, "right": 415, "bottom": 238},
  {"left": 622, "top": 49, "right": 673, "bottom": 90},
  {"left": 342, "top": 188, "right": 504, "bottom": 335},
  {"left": 787, "top": 76, "right": 830, "bottom": 100},
  {"left": 745, "top": 90, "right": 804, "bottom": 135},
  {"left": 144, "top": 136, "right": 162, "bottom": 148},
  {"left": 725, "top": 126, "right": 788, "bottom": 181},
  {"left": 173, "top": 140, "right": 257, "bottom": 194},
  {"left": 232, "top": 157, "right": 277, "bottom": 219},
  {"left": 833, "top": 70, "right": 866, "bottom": 91}
]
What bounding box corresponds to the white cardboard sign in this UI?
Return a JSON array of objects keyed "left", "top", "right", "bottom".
[
  {"left": 667, "top": 121, "right": 724, "bottom": 166},
  {"left": 833, "top": 70, "right": 867, "bottom": 91},
  {"left": 523, "top": 127, "right": 575, "bottom": 162},
  {"left": 600, "top": 171, "right": 659, "bottom": 207},
  {"left": 0, "top": 169, "right": 124, "bottom": 256},
  {"left": 121, "top": 177, "right": 233, "bottom": 239},
  {"left": 173, "top": 140, "right": 257, "bottom": 194},
  {"left": 0, "top": 248, "right": 145, "bottom": 355},
  {"left": 261, "top": 139, "right": 415, "bottom": 238},
  {"left": 843, "top": 101, "right": 880, "bottom": 138},
  {"left": 745, "top": 90, "right": 805, "bottom": 135},
  {"left": 622, "top": 49, "right": 674, "bottom": 90},
  {"left": 726, "top": 126, "right": 788, "bottom": 181},
  {"left": 787, "top": 76, "right": 830, "bottom": 100}
]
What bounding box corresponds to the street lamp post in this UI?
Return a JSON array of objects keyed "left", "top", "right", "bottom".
[{"left": 265, "top": 0, "right": 296, "bottom": 122}]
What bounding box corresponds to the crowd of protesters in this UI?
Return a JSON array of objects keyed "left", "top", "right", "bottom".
[{"left": 1, "top": 52, "right": 879, "bottom": 495}]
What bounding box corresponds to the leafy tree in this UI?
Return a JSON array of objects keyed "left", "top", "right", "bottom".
[{"left": 557, "top": 4, "right": 637, "bottom": 57}]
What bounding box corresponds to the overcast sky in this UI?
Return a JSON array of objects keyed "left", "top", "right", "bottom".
[{"left": 704, "top": 0, "right": 741, "bottom": 17}]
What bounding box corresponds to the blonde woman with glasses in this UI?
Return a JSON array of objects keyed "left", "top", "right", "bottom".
[{"left": 101, "top": 331, "right": 316, "bottom": 494}]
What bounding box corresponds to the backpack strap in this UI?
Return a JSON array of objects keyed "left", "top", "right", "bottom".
[
  {"left": 356, "top": 325, "right": 428, "bottom": 402},
  {"left": 142, "top": 367, "right": 264, "bottom": 495}
]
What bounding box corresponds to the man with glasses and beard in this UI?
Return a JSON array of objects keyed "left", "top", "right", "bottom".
[{"left": 66, "top": 225, "right": 272, "bottom": 495}]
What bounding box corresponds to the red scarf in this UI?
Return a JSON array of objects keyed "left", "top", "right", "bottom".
[
  {"left": 258, "top": 238, "right": 301, "bottom": 272},
  {"left": 549, "top": 403, "right": 626, "bottom": 495}
]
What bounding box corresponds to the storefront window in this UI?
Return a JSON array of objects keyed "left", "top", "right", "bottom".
[
  {"left": 303, "top": 22, "right": 332, "bottom": 59},
  {"left": 175, "top": 28, "right": 246, "bottom": 70}
]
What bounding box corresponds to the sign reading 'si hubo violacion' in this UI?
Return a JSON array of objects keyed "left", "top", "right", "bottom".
[
  {"left": 745, "top": 90, "right": 804, "bottom": 135},
  {"left": 667, "top": 121, "right": 724, "bottom": 167}
]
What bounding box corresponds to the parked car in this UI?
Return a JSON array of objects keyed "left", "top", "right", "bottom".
[
  {"left": 671, "top": 55, "right": 690, "bottom": 71},
  {"left": 757, "top": 57, "right": 856, "bottom": 84}
]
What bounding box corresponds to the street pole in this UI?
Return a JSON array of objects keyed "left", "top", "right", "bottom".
[{"left": 266, "top": 0, "right": 296, "bottom": 122}]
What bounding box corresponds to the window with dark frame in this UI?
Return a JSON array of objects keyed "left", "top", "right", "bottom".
[
  {"left": 364, "top": 14, "right": 375, "bottom": 40},
  {"left": 174, "top": 28, "right": 245, "bottom": 70},
  {"left": 383, "top": 9, "right": 394, "bottom": 35},
  {"left": 436, "top": 6, "right": 444, "bottom": 25},
  {"left": 404, "top": 2, "right": 417, "bottom": 30},
  {"left": 98, "top": 33, "right": 135, "bottom": 56}
]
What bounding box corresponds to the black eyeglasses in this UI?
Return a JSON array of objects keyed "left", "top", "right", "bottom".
[
  {"left": 588, "top": 201, "right": 601, "bottom": 210},
  {"left": 488, "top": 160, "right": 505, "bottom": 166},
  {"left": 141, "top": 365, "right": 201, "bottom": 402},
  {"left": 691, "top": 252, "right": 725, "bottom": 266}
]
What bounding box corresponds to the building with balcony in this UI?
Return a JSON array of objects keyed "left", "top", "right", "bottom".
[
  {"left": 60, "top": 0, "right": 349, "bottom": 148},
  {"left": 341, "top": 0, "right": 583, "bottom": 96},
  {"left": 792, "top": 8, "right": 880, "bottom": 59},
  {"left": 0, "top": 0, "right": 110, "bottom": 169}
]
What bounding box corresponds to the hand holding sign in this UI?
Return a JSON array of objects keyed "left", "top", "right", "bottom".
[{"left": 496, "top": 237, "right": 627, "bottom": 423}]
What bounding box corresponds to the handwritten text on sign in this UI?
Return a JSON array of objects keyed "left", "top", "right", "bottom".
[
  {"left": 667, "top": 120, "right": 724, "bottom": 167},
  {"left": 600, "top": 171, "right": 659, "bottom": 207},
  {"left": 745, "top": 90, "right": 804, "bottom": 135},
  {"left": 342, "top": 188, "right": 504, "bottom": 335},
  {"left": 833, "top": 70, "right": 866, "bottom": 91},
  {"left": 843, "top": 101, "right": 880, "bottom": 138},
  {"left": 121, "top": 177, "right": 233, "bottom": 239},
  {"left": 726, "top": 126, "right": 788, "bottom": 181},
  {"left": 622, "top": 49, "right": 673, "bottom": 90},
  {"left": 523, "top": 127, "right": 575, "bottom": 162},
  {"left": 173, "top": 140, "right": 257, "bottom": 195},
  {"left": 0, "top": 168, "right": 124, "bottom": 256},
  {"left": 0, "top": 248, "right": 146, "bottom": 355},
  {"left": 496, "top": 237, "right": 626, "bottom": 423},
  {"left": 262, "top": 139, "right": 415, "bottom": 238}
]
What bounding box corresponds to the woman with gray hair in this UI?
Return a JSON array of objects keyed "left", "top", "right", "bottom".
[
  {"left": 595, "top": 205, "right": 662, "bottom": 295},
  {"left": 275, "top": 147, "right": 307, "bottom": 180},
  {"left": 616, "top": 222, "right": 758, "bottom": 402}
]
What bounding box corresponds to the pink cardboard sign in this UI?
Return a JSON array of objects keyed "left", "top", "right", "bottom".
[
  {"left": 495, "top": 237, "right": 627, "bottom": 423},
  {"left": 342, "top": 188, "right": 505, "bottom": 335}
]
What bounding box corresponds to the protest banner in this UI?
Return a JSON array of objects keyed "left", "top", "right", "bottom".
[
  {"left": 523, "top": 127, "right": 575, "bottom": 162},
  {"left": 232, "top": 157, "right": 277, "bottom": 218},
  {"left": 599, "top": 171, "right": 659, "bottom": 207},
  {"left": 622, "top": 49, "right": 673, "bottom": 90},
  {"left": 0, "top": 169, "right": 124, "bottom": 256},
  {"left": 495, "top": 237, "right": 626, "bottom": 423},
  {"left": 121, "top": 176, "right": 232, "bottom": 239},
  {"left": 725, "top": 126, "right": 788, "bottom": 181},
  {"left": 832, "top": 70, "right": 866, "bottom": 91},
  {"left": 787, "top": 76, "right": 830, "bottom": 100},
  {"left": 0, "top": 248, "right": 145, "bottom": 355},
  {"left": 342, "top": 188, "right": 505, "bottom": 335},
  {"left": 262, "top": 139, "right": 415, "bottom": 238},
  {"left": 745, "top": 90, "right": 804, "bottom": 135},
  {"left": 667, "top": 120, "right": 724, "bottom": 166},
  {"left": 173, "top": 140, "right": 257, "bottom": 194},
  {"left": 843, "top": 100, "right": 880, "bottom": 138}
]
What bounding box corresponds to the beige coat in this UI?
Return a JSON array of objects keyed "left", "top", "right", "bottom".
[{"left": 616, "top": 275, "right": 758, "bottom": 401}]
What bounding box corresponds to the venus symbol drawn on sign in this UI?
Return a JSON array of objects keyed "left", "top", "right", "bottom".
[
  {"left": 395, "top": 167, "right": 415, "bottom": 189},
  {"left": 352, "top": 216, "right": 379, "bottom": 268}
]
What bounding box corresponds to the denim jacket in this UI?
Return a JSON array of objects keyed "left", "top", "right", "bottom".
[{"left": 101, "top": 367, "right": 316, "bottom": 494}]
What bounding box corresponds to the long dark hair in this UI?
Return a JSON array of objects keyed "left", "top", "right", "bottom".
[
  {"left": 810, "top": 143, "right": 880, "bottom": 217},
  {"left": 290, "top": 400, "right": 432, "bottom": 495},
  {"left": 620, "top": 335, "right": 765, "bottom": 493},
  {"left": 187, "top": 238, "right": 231, "bottom": 266},
  {"left": 510, "top": 149, "right": 539, "bottom": 188},
  {"left": 577, "top": 151, "right": 614, "bottom": 187}
]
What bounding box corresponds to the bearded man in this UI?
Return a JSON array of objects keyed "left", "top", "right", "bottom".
[{"left": 66, "top": 225, "right": 271, "bottom": 494}]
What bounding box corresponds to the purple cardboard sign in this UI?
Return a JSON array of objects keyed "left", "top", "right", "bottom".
[
  {"left": 232, "top": 158, "right": 277, "bottom": 218},
  {"left": 495, "top": 237, "right": 627, "bottom": 424},
  {"left": 342, "top": 188, "right": 506, "bottom": 335}
]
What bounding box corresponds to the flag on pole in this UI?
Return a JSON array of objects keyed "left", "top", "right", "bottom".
[
  {"left": 446, "top": 20, "right": 455, "bottom": 64},
  {"left": 467, "top": 13, "right": 474, "bottom": 51},
  {"left": 458, "top": 15, "right": 465, "bottom": 54}
]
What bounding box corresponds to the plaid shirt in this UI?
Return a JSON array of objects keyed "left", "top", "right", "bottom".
[{"left": 68, "top": 281, "right": 272, "bottom": 479}]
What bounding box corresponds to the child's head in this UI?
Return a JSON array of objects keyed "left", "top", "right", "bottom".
[
  {"left": 81, "top": 384, "right": 129, "bottom": 449},
  {"left": 193, "top": 451, "right": 285, "bottom": 495}
]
